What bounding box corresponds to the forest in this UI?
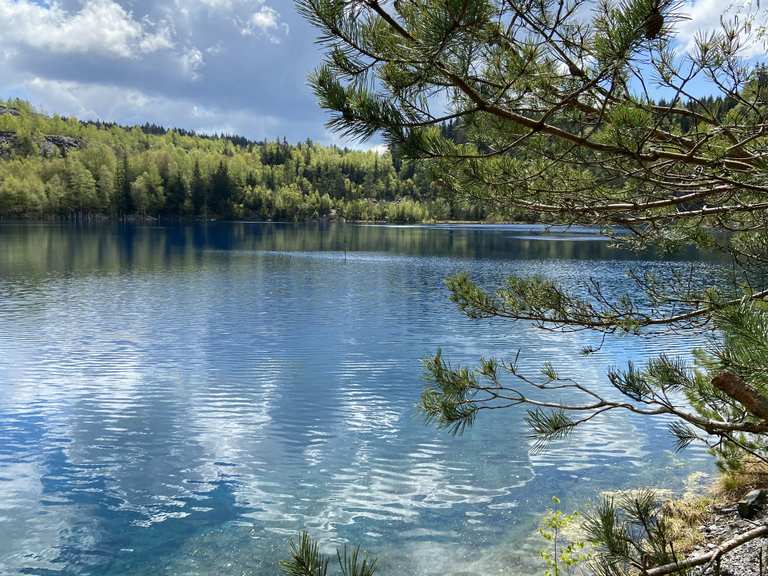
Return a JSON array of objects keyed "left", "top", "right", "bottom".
[
  {"left": 1, "top": 94, "right": 740, "bottom": 224},
  {"left": 0, "top": 99, "right": 490, "bottom": 222}
]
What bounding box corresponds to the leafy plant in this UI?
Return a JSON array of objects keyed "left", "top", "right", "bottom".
[{"left": 539, "top": 497, "right": 591, "bottom": 576}]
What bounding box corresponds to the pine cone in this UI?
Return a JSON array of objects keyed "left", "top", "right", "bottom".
[
  {"left": 568, "top": 62, "right": 582, "bottom": 77},
  {"left": 644, "top": 10, "right": 664, "bottom": 40}
]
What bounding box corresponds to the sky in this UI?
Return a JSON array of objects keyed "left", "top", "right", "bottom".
[{"left": 0, "top": 0, "right": 764, "bottom": 144}]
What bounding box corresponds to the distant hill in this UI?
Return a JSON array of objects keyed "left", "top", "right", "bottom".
[{"left": 0, "top": 99, "right": 488, "bottom": 222}]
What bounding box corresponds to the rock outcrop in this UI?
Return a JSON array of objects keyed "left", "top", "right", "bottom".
[
  {"left": 40, "top": 135, "right": 82, "bottom": 157},
  {"left": 0, "top": 131, "right": 16, "bottom": 159},
  {"left": 0, "top": 131, "right": 83, "bottom": 159},
  {"left": 0, "top": 105, "right": 21, "bottom": 117}
]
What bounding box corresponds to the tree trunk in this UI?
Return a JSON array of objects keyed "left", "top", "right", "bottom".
[{"left": 712, "top": 372, "right": 768, "bottom": 422}]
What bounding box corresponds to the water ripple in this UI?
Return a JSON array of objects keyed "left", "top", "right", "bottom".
[{"left": 0, "top": 223, "right": 718, "bottom": 576}]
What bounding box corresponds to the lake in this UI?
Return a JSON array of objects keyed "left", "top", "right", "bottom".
[{"left": 0, "top": 222, "right": 715, "bottom": 576}]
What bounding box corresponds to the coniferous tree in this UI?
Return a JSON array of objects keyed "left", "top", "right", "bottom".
[
  {"left": 116, "top": 151, "right": 133, "bottom": 217},
  {"left": 0, "top": 96, "right": 496, "bottom": 221},
  {"left": 191, "top": 160, "right": 208, "bottom": 218},
  {"left": 209, "top": 161, "right": 234, "bottom": 217},
  {"left": 297, "top": 0, "right": 768, "bottom": 568},
  {"left": 165, "top": 173, "right": 188, "bottom": 217},
  {"left": 298, "top": 0, "right": 768, "bottom": 461}
]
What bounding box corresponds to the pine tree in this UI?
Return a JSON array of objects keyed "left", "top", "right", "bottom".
[
  {"left": 209, "top": 161, "right": 233, "bottom": 217},
  {"left": 116, "top": 151, "right": 133, "bottom": 217},
  {"left": 297, "top": 0, "right": 768, "bottom": 568},
  {"left": 191, "top": 160, "right": 207, "bottom": 218},
  {"left": 280, "top": 532, "right": 376, "bottom": 576},
  {"left": 165, "top": 173, "right": 188, "bottom": 216},
  {"left": 299, "top": 0, "right": 768, "bottom": 458}
]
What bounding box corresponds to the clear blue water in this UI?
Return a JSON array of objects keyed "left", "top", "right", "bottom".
[{"left": 0, "top": 223, "right": 715, "bottom": 576}]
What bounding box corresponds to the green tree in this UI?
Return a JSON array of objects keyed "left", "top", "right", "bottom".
[
  {"left": 131, "top": 166, "right": 164, "bottom": 216},
  {"left": 64, "top": 158, "right": 97, "bottom": 215},
  {"left": 0, "top": 171, "right": 43, "bottom": 216},
  {"left": 191, "top": 160, "right": 208, "bottom": 218},
  {"left": 165, "top": 173, "right": 189, "bottom": 216},
  {"left": 116, "top": 151, "right": 133, "bottom": 217},
  {"left": 14, "top": 126, "right": 37, "bottom": 157},
  {"left": 131, "top": 173, "right": 152, "bottom": 216},
  {"left": 0, "top": 96, "right": 471, "bottom": 221},
  {"left": 44, "top": 173, "right": 66, "bottom": 214},
  {"left": 209, "top": 161, "right": 234, "bottom": 217},
  {"left": 539, "top": 497, "right": 589, "bottom": 576},
  {"left": 96, "top": 164, "right": 115, "bottom": 213}
]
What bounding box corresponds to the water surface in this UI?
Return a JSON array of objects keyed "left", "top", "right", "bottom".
[{"left": 0, "top": 223, "right": 715, "bottom": 575}]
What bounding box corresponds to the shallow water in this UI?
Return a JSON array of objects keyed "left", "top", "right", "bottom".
[{"left": 0, "top": 222, "right": 715, "bottom": 575}]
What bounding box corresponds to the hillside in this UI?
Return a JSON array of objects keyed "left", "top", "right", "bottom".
[{"left": 0, "top": 99, "right": 487, "bottom": 222}]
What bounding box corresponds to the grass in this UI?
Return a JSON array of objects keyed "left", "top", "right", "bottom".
[
  {"left": 716, "top": 459, "right": 768, "bottom": 501},
  {"left": 655, "top": 473, "right": 715, "bottom": 554},
  {"left": 658, "top": 462, "right": 768, "bottom": 554}
]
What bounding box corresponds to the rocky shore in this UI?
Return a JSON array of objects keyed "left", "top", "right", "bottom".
[{"left": 688, "top": 492, "right": 768, "bottom": 576}]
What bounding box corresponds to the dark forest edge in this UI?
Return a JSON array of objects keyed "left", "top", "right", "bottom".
[{"left": 0, "top": 99, "right": 505, "bottom": 223}]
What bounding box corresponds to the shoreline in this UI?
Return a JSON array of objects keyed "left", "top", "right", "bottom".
[{"left": 0, "top": 216, "right": 578, "bottom": 227}]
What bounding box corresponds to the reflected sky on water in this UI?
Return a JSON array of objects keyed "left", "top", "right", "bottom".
[{"left": 0, "top": 222, "right": 717, "bottom": 575}]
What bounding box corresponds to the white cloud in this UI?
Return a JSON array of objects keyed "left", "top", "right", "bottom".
[
  {"left": 0, "top": 0, "right": 173, "bottom": 59},
  {"left": 197, "top": 0, "right": 235, "bottom": 8},
  {"left": 170, "top": 0, "right": 288, "bottom": 42},
  {"left": 241, "top": 4, "right": 289, "bottom": 42},
  {"left": 205, "top": 42, "right": 224, "bottom": 55},
  {"left": 251, "top": 5, "right": 278, "bottom": 31},
  {"left": 368, "top": 144, "right": 390, "bottom": 155},
  {"left": 19, "top": 76, "right": 282, "bottom": 139},
  {"left": 179, "top": 47, "right": 205, "bottom": 79},
  {"left": 676, "top": 0, "right": 768, "bottom": 58}
]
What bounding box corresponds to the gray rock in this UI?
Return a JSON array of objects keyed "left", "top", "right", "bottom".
[
  {"left": 0, "top": 106, "right": 21, "bottom": 117},
  {"left": 44, "top": 135, "right": 82, "bottom": 152},
  {"left": 0, "top": 131, "right": 14, "bottom": 159},
  {"left": 0, "top": 132, "right": 82, "bottom": 158},
  {"left": 738, "top": 489, "right": 767, "bottom": 519},
  {"left": 39, "top": 140, "right": 59, "bottom": 158}
]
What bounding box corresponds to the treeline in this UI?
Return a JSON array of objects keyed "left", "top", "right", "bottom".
[
  {"left": 655, "top": 95, "right": 739, "bottom": 133},
  {"left": 0, "top": 99, "right": 490, "bottom": 222},
  {"left": 7, "top": 92, "right": 734, "bottom": 224}
]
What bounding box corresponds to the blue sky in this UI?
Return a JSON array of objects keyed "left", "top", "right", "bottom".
[{"left": 0, "top": 0, "right": 763, "bottom": 144}]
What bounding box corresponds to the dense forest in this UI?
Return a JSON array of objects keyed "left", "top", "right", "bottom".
[
  {"left": 0, "top": 99, "right": 489, "bottom": 222},
  {"left": 0, "top": 95, "right": 740, "bottom": 223}
]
